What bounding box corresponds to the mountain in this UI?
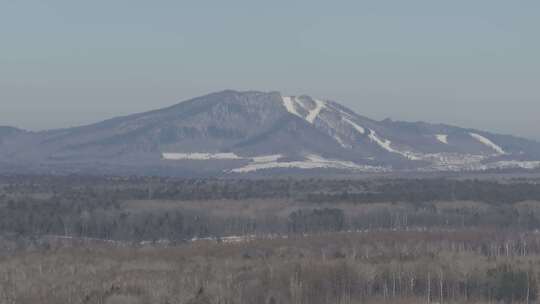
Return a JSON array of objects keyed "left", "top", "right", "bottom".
[
  {"left": 2, "top": 90, "right": 540, "bottom": 175},
  {"left": 0, "top": 127, "right": 21, "bottom": 140}
]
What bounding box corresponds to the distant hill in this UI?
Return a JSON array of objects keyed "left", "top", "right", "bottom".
[{"left": 1, "top": 90, "right": 539, "bottom": 175}]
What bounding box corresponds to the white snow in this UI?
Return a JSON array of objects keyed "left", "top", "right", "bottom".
[
  {"left": 436, "top": 134, "right": 448, "bottom": 144},
  {"left": 283, "top": 96, "right": 326, "bottom": 124},
  {"left": 163, "top": 153, "right": 287, "bottom": 162},
  {"left": 251, "top": 154, "right": 282, "bottom": 162},
  {"left": 231, "top": 161, "right": 319, "bottom": 172},
  {"left": 230, "top": 154, "right": 388, "bottom": 173},
  {"left": 413, "top": 152, "right": 540, "bottom": 172},
  {"left": 283, "top": 97, "right": 365, "bottom": 150},
  {"left": 469, "top": 133, "right": 506, "bottom": 154},
  {"left": 306, "top": 154, "right": 363, "bottom": 168},
  {"left": 333, "top": 135, "right": 350, "bottom": 148},
  {"left": 417, "top": 153, "right": 486, "bottom": 171},
  {"left": 368, "top": 130, "right": 394, "bottom": 153},
  {"left": 282, "top": 96, "right": 302, "bottom": 118},
  {"left": 368, "top": 130, "right": 421, "bottom": 160},
  {"left": 343, "top": 117, "right": 365, "bottom": 134},
  {"left": 162, "top": 153, "right": 242, "bottom": 160},
  {"left": 487, "top": 160, "right": 540, "bottom": 170},
  {"left": 305, "top": 99, "right": 326, "bottom": 124}
]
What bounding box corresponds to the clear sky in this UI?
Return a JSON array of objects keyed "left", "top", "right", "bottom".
[{"left": 1, "top": 1, "right": 539, "bottom": 140}]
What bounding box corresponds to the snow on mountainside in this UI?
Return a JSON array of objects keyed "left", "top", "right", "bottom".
[
  {"left": 436, "top": 134, "right": 448, "bottom": 144},
  {"left": 1, "top": 90, "right": 540, "bottom": 175},
  {"left": 469, "top": 133, "right": 506, "bottom": 155}
]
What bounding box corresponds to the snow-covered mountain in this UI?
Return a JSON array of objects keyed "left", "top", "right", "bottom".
[{"left": 1, "top": 90, "right": 540, "bottom": 175}]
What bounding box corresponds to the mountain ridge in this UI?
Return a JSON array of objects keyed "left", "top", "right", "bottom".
[{"left": 1, "top": 90, "right": 539, "bottom": 175}]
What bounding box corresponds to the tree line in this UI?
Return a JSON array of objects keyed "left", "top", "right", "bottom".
[{"left": 2, "top": 176, "right": 540, "bottom": 243}]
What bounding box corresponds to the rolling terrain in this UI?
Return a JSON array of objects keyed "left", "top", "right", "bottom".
[{"left": 1, "top": 90, "right": 539, "bottom": 175}]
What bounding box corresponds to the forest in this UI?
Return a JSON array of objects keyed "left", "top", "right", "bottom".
[
  {"left": 1, "top": 175, "right": 540, "bottom": 244},
  {"left": 2, "top": 230, "right": 540, "bottom": 304},
  {"left": 1, "top": 175, "right": 540, "bottom": 303}
]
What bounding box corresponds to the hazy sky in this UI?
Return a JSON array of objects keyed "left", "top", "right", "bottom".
[{"left": 1, "top": 1, "right": 539, "bottom": 140}]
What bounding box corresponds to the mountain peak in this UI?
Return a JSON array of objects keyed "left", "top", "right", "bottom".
[
  {"left": 207, "top": 89, "right": 281, "bottom": 98},
  {"left": 1, "top": 91, "right": 540, "bottom": 175}
]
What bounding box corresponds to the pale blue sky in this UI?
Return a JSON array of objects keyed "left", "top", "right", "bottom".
[{"left": 1, "top": 1, "right": 539, "bottom": 140}]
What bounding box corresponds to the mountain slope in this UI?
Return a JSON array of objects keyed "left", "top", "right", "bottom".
[
  {"left": 1, "top": 90, "right": 539, "bottom": 175},
  {"left": 0, "top": 126, "right": 23, "bottom": 142}
]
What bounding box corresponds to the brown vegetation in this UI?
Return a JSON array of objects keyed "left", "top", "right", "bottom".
[
  {"left": 1, "top": 230, "right": 540, "bottom": 304},
  {"left": 2, "top": 176, "right": 540, "bottom": 303}
]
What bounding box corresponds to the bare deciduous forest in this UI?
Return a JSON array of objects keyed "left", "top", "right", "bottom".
[{"left": 1, "top": 175, "right": 540, "bottom": 303}]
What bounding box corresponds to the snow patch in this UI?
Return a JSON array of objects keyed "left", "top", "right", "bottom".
[
  {"left": 416, "top": 153, "right": 540, "bottom": 172},
  {"left": 488, "top": 160, "right": 540, "bottom": 170},
  {"left": 162, "top": 153, "right": 241, "bottom": 160},
  {"left": 282, "top": 96, "right": 302, "bottom": 118},
  {"left": 251, "top": 154, "right": 282, "bottom": 163},
  {"left": 368, "top": 130, "right": 420, "bottom": 160},
  {"left": 368, "top": 130, "right": 393, "bottom": 152},
  {"left": 283, "top": 96, "right": 326, "bottom": 124},
  {"left": 436, "top": 134, "right": 448, "bottom": 144},
  {"left": 333, "top": 135, "right": 350, "bottom": 148},
  {"left": 230, "top": 154, "right": 388, "bottom": 173},
  {"left": 343, "top": 117, "right": 365, "bottom": 134},
  {"left": 469, "top": 133, "right": 506, "bottom": 154},
  {"left": 418, "top": 153, "right": 486, "bottom": 171},
  {"left": 305, "top": 99, "right": 326, "bottom": 124}
]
